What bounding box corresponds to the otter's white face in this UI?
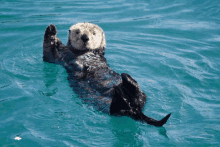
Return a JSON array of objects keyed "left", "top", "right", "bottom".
[{"left": 68, "top": 23, "right": 106, "bottom": 51}]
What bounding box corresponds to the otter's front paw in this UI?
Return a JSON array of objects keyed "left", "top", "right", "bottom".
[
  {"left": 43, "top": 24, "right": 58, "bottom": 62},
  {"left": 44, "top": 24, "right": 57, "bottom": 39}
]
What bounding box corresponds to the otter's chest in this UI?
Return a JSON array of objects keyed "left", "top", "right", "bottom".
[{"left": 66, "top": 52, "right": 122, "bottom": 91}]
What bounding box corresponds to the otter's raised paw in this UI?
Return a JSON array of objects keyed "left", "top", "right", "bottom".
[
  {"left": 44, "top": 24, "right": 57, "bottom": 39},
  {"left": 43, "top": 24, "right": 58, "bottom": 62}
]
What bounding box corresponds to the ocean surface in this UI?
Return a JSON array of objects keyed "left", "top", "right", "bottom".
[{"left": 0, "top": 0, "right": 220, "bottom": 146}]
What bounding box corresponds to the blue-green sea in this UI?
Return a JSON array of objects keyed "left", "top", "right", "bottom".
[{"left": 0, "top": 0, "right": 220, "bottom": 146}]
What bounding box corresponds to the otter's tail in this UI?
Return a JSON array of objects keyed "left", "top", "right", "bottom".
[{"left": 138, "top": 112, "right": 171, "bottom": 127}]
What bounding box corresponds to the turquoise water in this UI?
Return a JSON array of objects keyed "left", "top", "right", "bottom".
[{"left": 0, "top": 0, "right": 220, "bottom": 146}]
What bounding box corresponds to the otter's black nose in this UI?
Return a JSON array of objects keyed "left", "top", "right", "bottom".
[{"left": 81, "top": 34, "right": 89, "bottom": 43}]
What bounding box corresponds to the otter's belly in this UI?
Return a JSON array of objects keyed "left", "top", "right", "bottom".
[
  {"left": 86, "top": 68, "right": 122, "bottom": 92},
  {"left": 65, "top": 55, "right": 122, "bottom": 113}
]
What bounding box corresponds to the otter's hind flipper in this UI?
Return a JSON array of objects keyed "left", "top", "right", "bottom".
[
  {"left": 121, "top": 73, "right": 147, "bottom": 110},
  {"left": 120, "top": 73, "right": 171, "bottom": 127},
  {"left": 110, "top": 85, "right": 130, "bottom": 115}
]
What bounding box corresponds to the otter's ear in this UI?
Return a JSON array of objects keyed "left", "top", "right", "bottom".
[
  {"left": 101, "top": 32, "right": 106, "bottom": 48},
  {"left": 68, "top": 30, "right": 71, "bottom": 39},
  {"left": 67, "top": 30, "right": 71, "bottom": 46}
]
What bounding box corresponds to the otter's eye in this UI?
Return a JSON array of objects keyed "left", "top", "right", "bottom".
[
  {"left": 75, "top": 30, "right": 80, "bottom": 34},
  {"left": 93, "top": 32, "right": 96, "bottom": 35}
]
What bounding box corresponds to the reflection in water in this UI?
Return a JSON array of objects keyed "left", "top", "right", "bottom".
[
  {"left": 108, "top": 115, "right": 169, "bottom": 146},
  {"left": 109, "top": 116, "right": 144, "bottom": 146},
  {"left": 43, "top": 63, "right": 59, "bottom": 88},
  {"left": 159, "top": 127, "right": 168, "bottom": 138},
  {"left": 40, "top": 63, "right": 60, "bottom": 97}
]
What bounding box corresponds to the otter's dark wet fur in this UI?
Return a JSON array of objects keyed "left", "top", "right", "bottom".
[{"left": 43, "top": 24, "right": 171, "bottom": 127}]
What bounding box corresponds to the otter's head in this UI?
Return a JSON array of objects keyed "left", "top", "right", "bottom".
[{"left": 68, "top": 23, "right": 106, "bottom": 55}]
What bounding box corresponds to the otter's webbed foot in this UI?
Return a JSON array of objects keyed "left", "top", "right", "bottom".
[
  {"left": 120, "top": 73, "right": 171, "bottom": 127},
  {"left": 121, "top": 73, "right": 147, "bottom": 110}
]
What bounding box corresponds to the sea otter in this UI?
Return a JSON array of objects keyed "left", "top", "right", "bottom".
[{"left": 43, "top": 23, "right": 171, "bottom": 127}]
